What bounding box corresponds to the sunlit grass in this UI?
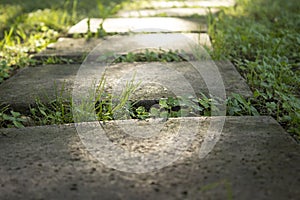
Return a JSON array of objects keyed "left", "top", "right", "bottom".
[
  {"left": 208, "top": 0, "right": 300, "bottom": 139},
  {"left": 0, "top": 0, "right": 131, "bottom": 84}
]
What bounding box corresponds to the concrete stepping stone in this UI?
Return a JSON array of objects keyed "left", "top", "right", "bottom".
[
  {"left": 103, "top": 61, "right": 252, "bottom": 101},
  {"left": 0, "top": 64, "right": 79, "bottom": 113},
  {"left": 117, "top": 7, "right": 219, "bottom": 18},
  {"left": 127, "top": 0, "right": 236, "bottom": 9},
  {"left": 36, "top": 33, "right": 211, "bottom": 59},
  {"left": 0, "top": 116, "right": 299, "bottom": 199},
  {"left": 0, "top": 60, "right": 251, "bottom": 112},
  {"left": 68, "top": 17, "right": 207, "bottom": 35},
  {"left": 35, "top": 37, "right": 102, "bottom": 59}
]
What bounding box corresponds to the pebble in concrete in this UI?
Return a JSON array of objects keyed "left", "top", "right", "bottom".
[
  {"left": 68, "top": 17, "right": 207, "bottom": 35},
  {"left": 0, "top": 116, "right": 299, "bottom": 199},
  {"left": 117, "top": 7, "right": 219, "bottom": 17},
  {"left": 0, "top": 60, "right": 251, "bottom": 112}
]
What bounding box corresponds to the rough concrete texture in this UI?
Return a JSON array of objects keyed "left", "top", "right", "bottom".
[
  {"left": 68, "top": 17, "right": 207, "bottom": 35},
  {"left": 0, "top": 60, "right": 251, "bottom": 112},
  {"left": 0, "top": 64, "right": 79, "bottom": 113},
  {"left": 126, "top": 0, "right": 235, "bottom": 9},
  {"left": 117, "top": 8, "right": 219, "bottom": 17},
  {"left": 0, "top": 116, "right": 299, "bottom": 199},
  {"left": 84, "top": 33, "right": 211, "bottom": 58},
  {"left": 36, "top": 37, "right": 103, "bottom": 58},
  {"left": 37, "top": 33, "right": 211, "bottom": 58},
  {"left": 103, "top": 61, "right": 252, "bottom": 100}
]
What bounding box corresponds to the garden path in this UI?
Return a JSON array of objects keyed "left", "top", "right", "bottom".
[{"left": 0, "top": 1, "right": 299, "bottom": 199}]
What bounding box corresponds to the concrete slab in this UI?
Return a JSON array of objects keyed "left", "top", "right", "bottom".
[
  {"left": 37, "top": 33, "right": 211, "bottom": 58},
  {"left": 36, "top": 37, "right": 102, "bottom": 58},
  {"left": 0, "top": 64, "right": 79, "bottom": 113},
  {"left": 68, "top": 17, "right": 207, "bottom": 35},
  {"left": 0, "top": 116, "right": 299, "bottom": 199},
  {"left": 117, "top": 8, "right": 219, "bottom": 18},
  {"left": 0, "top": 61, "right": 251, "bottom": 112},
  {"left": 126, "top": 0, "right": 236, "bottom": 9},
  {"left": 103, "top": 61, "right": 252, "bottom": 100}
]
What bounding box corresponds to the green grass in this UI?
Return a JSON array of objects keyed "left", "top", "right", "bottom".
[
  {"left": 0, "top": 79, "right": 258, "bottom": 127},
  {"left": 208, "top": 0, "right": 300, "bottom": 139},
  {"left": 0, "top": 104, "right": 25, "bottom": 128},
  {"left": 113, "top": 49, "right": 186, "bottom": 63},
  {"left": 0, "top": 0, "right": 130, "bottom": 84}
]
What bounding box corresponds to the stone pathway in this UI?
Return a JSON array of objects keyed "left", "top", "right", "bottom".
[
  {"left": 68, "top": 17, "right": 207, "bottom": 34},
  {"left": 0, "top": 0, "right": 299, "bottom": 199}
]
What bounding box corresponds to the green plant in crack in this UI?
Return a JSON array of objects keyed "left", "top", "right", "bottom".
[
  {"left": 0, "top": 104, "right": 25, "bottom": 128},
  {"left": 1, "top": 86, "right": 280, "bottom": 129},
  {"left": 113, "top": 49, "right": 186, "bottom": 63},
  {"left": 30, "top": 98, "right": 73, "bottom": 125},
  {"left": 72, "top": 74, "right": 141, "bottom": 123},
  {"left": 95, "top": 74, "right": 141, "bottom": 121},
  {"left": 35, "top": 56, "right": 83, "bottom": 65},
  {"left": 29, "top": 83, "right": 73, "bottom": 125},
  {"left": 157, "top": 97, "right": 181, "bottom": 118},
  {"left": 131, "top": 106, "right": 150, "bottom": 120},
  {"left": 96, "top": 0, "right": 123, "bottom": 38},
  {"left": 226, "top": 93, "right": 260, "bottom": 116},
  {"left": 85, "top": 17, "right": 94, "bottom": 39},
  {"left": 149, "top": 95, "right": 216, "bottom": 119}
]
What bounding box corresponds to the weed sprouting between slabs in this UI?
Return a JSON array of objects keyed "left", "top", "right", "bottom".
[
  {"left": 1, "top": 83, "right": 261, "bottom": 128},
  {"left": 94, "top": 48, "right": 189, "bottom": 64}
]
